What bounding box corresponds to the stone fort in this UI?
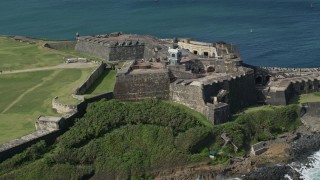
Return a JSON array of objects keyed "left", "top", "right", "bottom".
[{"left": 75, "top": 32, "right": 320, "bottom": 124}]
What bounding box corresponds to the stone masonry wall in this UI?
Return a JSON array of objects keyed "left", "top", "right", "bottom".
[
  {"left": 170, "top": 81, "right": 206, "bottom": 114},
  {"left": 202, "top": 72, "right": 256, "bottom": 113},
  {"left": 75, "top": 63, "right": 106, "bottom": 95},
  {"left": 52, "top": 97, "right": 77, "bottom": 114},
  {"left": 44, "top": 41, "right": 76, "bottom": 50},
  {"left": 114, "top": 70, "right": 170, "bottom": 100},
  {"left": 109, "top": 45, "right": 145, "bottom": 61},
  {"left": 75, "top": 40, "right": 110, "bottom": 59},
  {"left": 205, "top": 103, "right": 230, "bottom": 125}
]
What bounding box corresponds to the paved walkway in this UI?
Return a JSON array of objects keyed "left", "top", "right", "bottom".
[{"left": 0, "top": 62, "right": 98, "bottom": 75}]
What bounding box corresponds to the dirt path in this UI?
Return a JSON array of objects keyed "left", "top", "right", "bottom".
[
  {"left": 0, "top": 62, "right": 98, "bottom": 75},
  {"left": 1, "top": 70, "right": 62, "bottom": 113}
]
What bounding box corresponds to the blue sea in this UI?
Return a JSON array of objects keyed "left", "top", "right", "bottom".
[
  {"left": 0, "top": 0, "right": 319, "bottom": 67},
  {"left": 0, "top": 0, "right": 320, "bottom": 178}
]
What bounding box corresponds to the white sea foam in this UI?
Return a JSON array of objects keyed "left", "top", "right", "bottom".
[
  {"left": 284, "top": 174, "right": 293, "bottom": 180},
  {"left": 290, "top": 150, "right": 320, "bottom": 180}
]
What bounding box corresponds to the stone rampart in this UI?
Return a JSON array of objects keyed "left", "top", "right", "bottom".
[
  {"left": 202, "top": 71, "right": 256, "bottom": 113},
  {"left": 261, "top": 66, "right": 320, "bottom": 73},
  {"left": 114, "top": 69, "right": 170, "bottom": 100},
  {"left": 44, "top": 41, "right": 76, "bottom": 50},
  {"left": 74, "top": 62, "right": 106, "bottom": 95},
  {"left": 109, "top": 45, "right": 145, "bottom": 61},
  {"left": 205, "top": 103, "right": 230, "bottom": 125},
  {"left": 265, "top": 75, "right": 320, "bottom": 105},
  {"left": 75, "top": 38, "right": 111, "bottom": 59},
  {"left": 168, "top": 65, "right": 204, "bottom": 79},
  {"left": 0, "top": 130, "right": 62, "bottom": 162},
  {"left": 170, "top": 80, "right": 206, "bottom": 114},
  {"left": 52, "top": 97, "right": 77, "bottom": 114}
]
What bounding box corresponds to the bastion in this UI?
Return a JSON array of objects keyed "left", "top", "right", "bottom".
[{"left": 75, "top": 32, "right": 320, "bottom": 125}]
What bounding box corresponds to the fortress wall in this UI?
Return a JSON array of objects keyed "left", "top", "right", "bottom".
[
  {"left": 227, "top": 73, "right": 257, "bottom": 112},
  {"left": 109, "top": 45, "right": 144, "bottom": 61},
  {"left": 75, "top": 40, "right": 110, "bottom": 59},
  {"left": 0, "top": 92, "right": 114, "bottom": 162},
  {"left": 265, "top": 78, "right": 320, "bottom": 106},
  {"left": 265, "top": 90, "right": 288, "bottom": 106},
  {"left": 75, "top": 63, "right": 106, "bottom": 95},
  {"left": 302, "top": 102, "right": 320, "bottom": 116},
  {"left": 205, "top": 103, "right": 230, "bottom": 125},
  {"left": 200, "top": 59, "right": 241, "bottom": 73},
  {"left": 261, "top": 66, "right": 320, "bottom": 73},
  {"left": 202, "top": 72, "right": 256, "bottom": 113},
  {"left": 44, "top": 41, "right": 76, "bottom": 50},
  {"left": 143, "top": 42, "right": 168, "bottom": 61},
  {"left": 52, "top": 97, "right": 77, "bottom": 114},
  {"left": 0, "top": 130, "right": 62, "bottom": 162},
  {"left": 170, "top": 82, "right": 206, "bottom": 114},
  {"left": 168, "top": 65, "right": 204, "bottom": 79},
  {"left": 113, "top": 70, "right": 170, "bottom": 100}
]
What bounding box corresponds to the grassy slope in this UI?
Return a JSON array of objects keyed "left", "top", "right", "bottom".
[
  {"left": 0, "top": 101, "right": 302, "bottom": 179},
  {"left": 297, "top": 93, "right": 320, "bottom": 104},
  {"left": 0, "top": 69, "right": 93, "bottom": 144},
  {"left": 0, "top": 38, "right": 65, "bottom": 70}
]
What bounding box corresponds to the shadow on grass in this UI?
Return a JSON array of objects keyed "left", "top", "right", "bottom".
[{"left": 85, "top": 69, "right": 113, "bottom": 94}]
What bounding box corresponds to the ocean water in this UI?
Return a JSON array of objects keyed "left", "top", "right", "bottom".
[
  {"left": 0, "top": 0, "right": 319, "bottom": 67},
  {"left": 0, "top": 0, "right": 320, "bottom": 178},
  {"left": 291, "top": 150, "right": 320, "bottom": 180}
]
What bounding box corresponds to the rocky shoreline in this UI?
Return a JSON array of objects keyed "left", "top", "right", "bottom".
[
  {"left": 241, "top": 127, "right": 320, "bottom": 180},
  {"left": 153, "top": 125, "right": 320, "bottom": 180}
]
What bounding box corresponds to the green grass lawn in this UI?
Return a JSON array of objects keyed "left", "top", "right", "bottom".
[
  {"left": 84, "top": 69, "right": 117, "bottom": 96},
  {"left": 296, "top": 93, "right": 320, "bottom": 104},
  {"left": 84, "top": 62, "right": 124, "bottom": 97},
  {"left": 0, "top": 37, "right": 67, "bottom": 71},
  {"left": 243, "top": 105, "right": 282, "bottom": 113},
  {"left": 0, "top": 68, "right": 94, "bottom": 144}
]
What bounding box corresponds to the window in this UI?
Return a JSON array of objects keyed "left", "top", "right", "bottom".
[
  {"left": 171, "top": 54, "right": 176, "bottom": 57},
  {"left": 204, "top": 52, "right": 209, "bottom": 57},
  {"left": 193, "top": 50, "right": 198, "bottom": 55}
]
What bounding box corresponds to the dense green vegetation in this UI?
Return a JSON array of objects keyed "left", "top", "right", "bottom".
[{"left": 0, "top": 100, "right": 301, "bottom": 179}]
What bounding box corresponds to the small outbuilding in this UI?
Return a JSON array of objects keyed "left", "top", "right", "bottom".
[
  {"left": 251, "top": 141, "right": 268, "bottom": 156},
  {"left": 209, "top": 150, "right": 217, "bottom": 159},
  {"left": 35, "top": 116, "right": 65, "bottom": 131}
]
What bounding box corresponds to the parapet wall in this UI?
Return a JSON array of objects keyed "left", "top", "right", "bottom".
[
  {"left": 75, "top": 39, "right": 111, "bottom": 59},
  {"left": 168, "top": 65, "right": 204, "bottom": 79},
  {"left": 74, "top": 63, "right": 106, "bottom": 95},
  {"left": 109, "top": 45, "right": 145, "bottom": 61},
  {"left": 202, "top": 72, "right": 257, "bottom": 113},
  {"left": 265, "top": 75, "right": 320, "bottom": 105},
  {"left": 0, "top": 130, "right": 62, "bottom": 162},
  {"left": 52, "top": 97, "right": 77, "bottom": 114},
  {"left": 114, "top": 70, "right": 170, "bottom": 100},
  {"left": 43, "top": 41, "right": 76, "bottom": 50},
  {"left": 302, "top": 102, "right": 320, "bottom": 116}
]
